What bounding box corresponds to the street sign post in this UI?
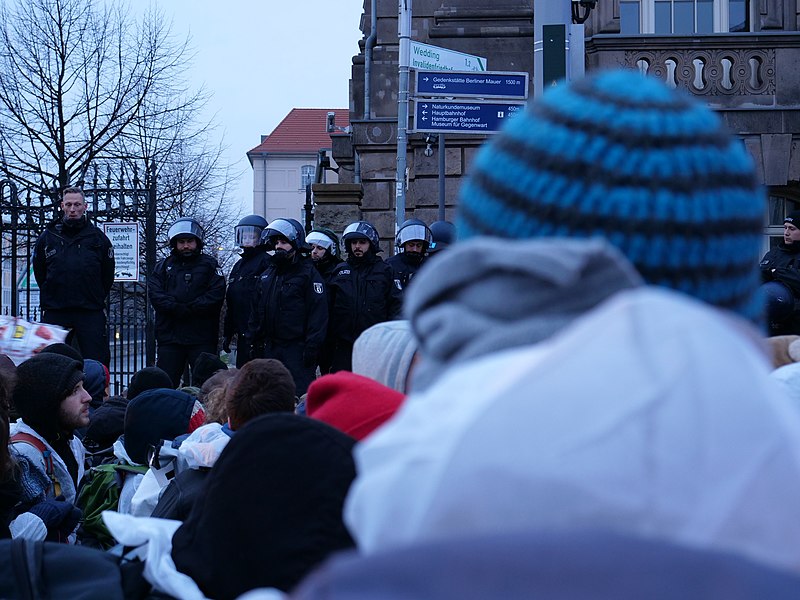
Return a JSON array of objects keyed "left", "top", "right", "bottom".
[
  {"left": 415, "top": 70, "right": 528, "bottom": 100},
  {"left": 412, "top": 100, "right": 525, "bottom": 134},
  {"left": 410, "top": 41, "right": 487, "bottom": 72}
]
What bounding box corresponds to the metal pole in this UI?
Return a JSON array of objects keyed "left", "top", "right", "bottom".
[
  {"left": 395, "top": 0, "right": 411, "bottom": 229},
  {"left": 145, "top": 163, "right": 157, "bottom": 366},
  {"left": 533, "top": 0, "right": 572, "bottom": 98},
  {"left": 437, "top": 134, "right": 446, "bottom": 221}
]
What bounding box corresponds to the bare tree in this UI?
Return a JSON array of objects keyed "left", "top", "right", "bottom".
[{"left": 0, "top": 0, "right": 240, "bottom": 265}]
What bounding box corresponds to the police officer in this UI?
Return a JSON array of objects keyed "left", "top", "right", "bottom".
[
  {"left": 150, "top": 217, "right": 226, "bottom": 387},
  {"left": 427, "top": 220, "right": 457, "bottom": 257},
  {"left": 326, "top": 221, "right": 403, "bottom": 373},
  {"left": 223, "top": 215, "right": 271, "bottom": 367},
  {"left": 386, "top": 218, "right": 432, "bottom": 293},
  {"left": 33, "top": 186, "right": 115, "bottom": 365},
  {"left": 307, "top": 228, "right": 344, "bottom": 285},
  {"left": 761, "top": 211, "right": 800, "bottom": 334},
  {"left": 245, "top": 218, "right": 327, "bottom": 395},
  {"left": 306, "top": 227, "right": 345, "bottom": 374}
]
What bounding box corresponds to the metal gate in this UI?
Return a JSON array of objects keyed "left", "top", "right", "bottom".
[{"left": 0, "top": 165, "right": 157, "bottom": 395}]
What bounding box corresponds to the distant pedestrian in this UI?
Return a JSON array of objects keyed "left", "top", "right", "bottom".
[
  {"left": 33, "top": 187, "right": 115, "bottom": 365},
  {"left": 150, "top": 218, "right": 226, "bottom": 387}
]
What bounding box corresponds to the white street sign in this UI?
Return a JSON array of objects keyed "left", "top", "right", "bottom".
[
  {"left": 103, "top": 222, "right": 140, "bottom": 282},
  {"left": 410, "top": 41, "right": 487, "bottom": 72}
]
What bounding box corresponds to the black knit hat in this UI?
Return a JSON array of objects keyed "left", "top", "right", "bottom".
[
  {"left": 39, "top": 342, "right": 84, "bottom": 367},
  {"left": 192, "top": 353, "right": 227, "bottom": 387},
  {"left": 126, "top": 366, "right": 173, "bottom": 400},
  {"left": 784, "top": 212, "right": 800, "bottom": 228},
  {"left": 14, "top": 353, "right": 84, "bottom": 438}
]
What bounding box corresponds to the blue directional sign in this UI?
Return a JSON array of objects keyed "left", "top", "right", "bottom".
[
  {"left": 413, "top": 100, "right": 526, "bottom": 135},
  {"left": 415, "top": 70, "right": 529, "bottom": 100}
]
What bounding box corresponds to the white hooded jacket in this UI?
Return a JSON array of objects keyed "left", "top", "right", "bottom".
[{"left": 345, "top": 288, "right": 800, "bottom": 573}]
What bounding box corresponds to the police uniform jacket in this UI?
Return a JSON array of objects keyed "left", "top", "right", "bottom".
[
  {"left": 246, "top": 255, "right": 328, "bottom": 355},
  {"left": 33, "top": 219, "right": 115, "bottom": 311},
  {"left": 328, "top": 254, "right": 403, "bottom": 345},
  {"left": 150, "top": 251, "right": 226, "bottom": 346},
  {"left": 223, "top": 248, "right": 272, "bottom": 340},
  {"left": 386, "top": 252, "right": 425, "bottom": 291},
  {"left": 761, "top": 243, "right": 800, "bottom": 295}
]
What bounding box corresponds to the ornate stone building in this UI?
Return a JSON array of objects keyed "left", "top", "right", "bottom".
[{"left": 314, "top": 0, "right": 800, "bottom": 250}]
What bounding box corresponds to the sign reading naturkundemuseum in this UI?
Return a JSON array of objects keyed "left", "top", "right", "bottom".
[{"left": 103, "top": 222, "right": 140, "bottom": 282}]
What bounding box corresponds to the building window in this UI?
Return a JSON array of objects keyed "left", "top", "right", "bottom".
[
  {"left": 300, "top": 165, "right": 315, "bottom": 190},
  {"left": 620, "top": 0, "right": 751, "bottom": 34}
]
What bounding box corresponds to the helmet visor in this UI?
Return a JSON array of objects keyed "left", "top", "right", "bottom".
[{"left": 236, "top": 225, "right": 263, "bottom": 247}]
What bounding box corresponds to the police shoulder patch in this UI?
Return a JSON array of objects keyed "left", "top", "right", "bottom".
[{"left": 313, "top": 282, "right": 323, "bottom": 294}]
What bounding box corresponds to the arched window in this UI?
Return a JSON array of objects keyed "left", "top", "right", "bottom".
[{"left": 300, "top": 165, "right": 315, "bottom": 190}]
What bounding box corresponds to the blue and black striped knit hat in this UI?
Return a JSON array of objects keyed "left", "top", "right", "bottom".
[{"left": 456, "top": 69, "right": 765, "bottom": 323}]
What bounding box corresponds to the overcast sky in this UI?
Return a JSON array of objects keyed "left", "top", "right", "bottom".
[{"left": 153, "top": 0, "right": 365, "bottom": 213}]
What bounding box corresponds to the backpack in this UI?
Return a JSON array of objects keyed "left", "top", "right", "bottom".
[
  {"left": 76, "top": 462, "right": 148, "bottom": 549},
  {"left": 0, "top": 537, "right": 161, "bottom": 600},
  {"left": 9, "top": 432, "right": 62, "bottom": 497}
]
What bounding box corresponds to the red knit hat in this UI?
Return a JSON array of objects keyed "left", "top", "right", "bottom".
[{"left": 306, "top": 372, "right": 405, "bottom": 441}]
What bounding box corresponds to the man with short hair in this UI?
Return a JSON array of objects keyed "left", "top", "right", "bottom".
[
  {"left": 149, "top": 358, "right": 296, "bottom": 521},
  {"left": 225, "top": 358, "right": 296, "bottom": 430},
  {"left": 33, "top": 187, "right": 115, "bottom": 365}
]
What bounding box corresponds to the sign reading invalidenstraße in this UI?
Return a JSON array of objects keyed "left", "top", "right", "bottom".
[{"left": 103, "top": 222, "right": 140, "bottom": 282}]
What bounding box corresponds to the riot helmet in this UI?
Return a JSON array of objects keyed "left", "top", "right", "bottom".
[
  {"left": 395, "top": 218, "right": 432, "bottom": 253},
  {"left": 286, "top": 218, "right": 311, "bottom": 252},
  {"left": 762, "top": 281, "right": 795, "bottom": 324},
  {"left": 306, "top": 228, "right": 339, "bottom": 258},
  {"left": 343, "top": 221, "right": 382, "bottom": 253},
  {"left": 168, "top": 217, "right": 204, "bottom": 249},
  {"left": 428, "top": 220, "right": 457, "bottom": 254},
  {"left": 261, "top": 218, "right": 299, "bottom": 249},
  {"left": 235, "top": 214, "right": 268, "bottom": 248}
]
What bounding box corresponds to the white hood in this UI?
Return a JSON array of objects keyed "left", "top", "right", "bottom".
[{"left": 345, "top": 288, "right": 800, "bottom": 572}]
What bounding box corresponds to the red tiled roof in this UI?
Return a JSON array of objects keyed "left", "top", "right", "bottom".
[{"left": 248, "top": 108, "right": 350, "bottom": 154}]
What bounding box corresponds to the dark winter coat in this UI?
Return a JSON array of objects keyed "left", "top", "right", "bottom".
[
  {"left": 33, "top": 218, "right": 115, "bottom": 311},
  {"left": 171, "top": 413, "right": 356, "bottom": 598},
  {"left": 386, "top": 252, "right": 426, "bottom": 292},
  {"left": 327, "top": 254, "right": 403, "bottom": 345},
  {"left": 223, "top": 248, "right": 272, "bottom": 339},
  {"left": 149, "top": 252, "right": 226, "bottom": 346},
  {"left": 246, "top": 255, "right": 328, "bottom": 356},
  {"left": 761, "top": 243, "right": 800, "bottom": 295}
]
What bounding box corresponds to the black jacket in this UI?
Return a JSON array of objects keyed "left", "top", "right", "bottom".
[
  {"left": 761, "top": 243, "right": 800, "bottom": 296},
  {"left": 327, "top": 254, "right": 403, "bottom": 344},
  {"left": 223, "top": 248, "right": 272, "bottom": 339},
  {"left": 33, "top": 218, "right": 115, "bottom": 311},
  {"left": 314, "top": 256, "right": 345, "bottom": 286},
  {"left": 149, "top": 251, "right": 226, "bottom": 346},
  {"left": 246, "top": 255, "right": 328, "bottom": 354},
  {"left": 386, "top": 252, "right": 426, "bottom": 291}
]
